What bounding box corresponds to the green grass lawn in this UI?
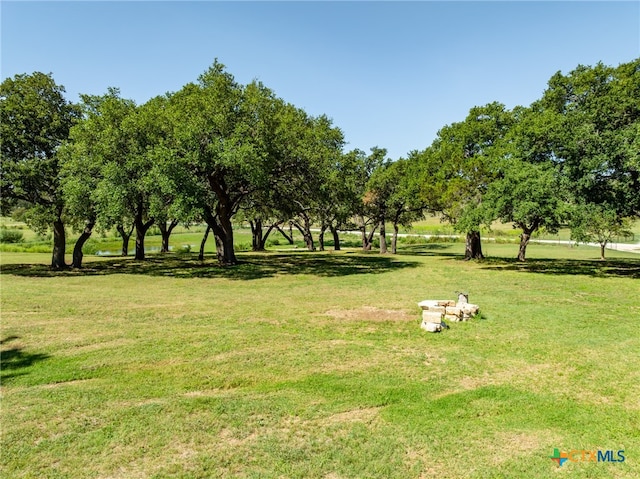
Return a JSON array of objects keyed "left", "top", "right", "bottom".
[{"left": 1, "top": 241, "right": 639, "bottom": 478}]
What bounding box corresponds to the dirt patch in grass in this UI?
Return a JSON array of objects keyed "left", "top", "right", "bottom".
[
  {"left": 457, "top": 363, "right": 554, "bottom": 391},
  {"left": 57, "top": 337, "right": 137, "bottom": 356},
  {"left": 39, "top": 378, "right": 99, "bottom": 389},
  {"left": 323, "top": 306, "right": 416, "bottom": 322},
  {"left": 317, "top": 406, "right": 381, "bottom": 426},
  {"left": 487, "top": 430, "right": 560, "bottom": 466}
]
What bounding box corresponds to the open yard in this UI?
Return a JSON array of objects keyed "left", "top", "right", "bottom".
[{"left": 1, "top": 242, "right": 639, "bottom": 478}]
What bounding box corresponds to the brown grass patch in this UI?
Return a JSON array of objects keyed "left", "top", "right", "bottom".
[
  {"left": 317, "top": 406, "right": 381, "bottom": 426},
  {"left": 323, "top": 306, "right": 416, "bottom": 322},
  {"left": 486, "top": 430, "right": 561, "bottom": 466},
  {"left": 458, "top": 363, "right": 554, "bottom": 391}
]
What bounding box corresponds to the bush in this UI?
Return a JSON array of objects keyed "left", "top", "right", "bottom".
[
  {"left": 176, "top": 244, "right": 192, "bottom": 254},
  {"left": 0, "top": 228, "right": 24, "bottom": 244},
  {"left": 400, "top": 235, "right": 426, "bottom": 245},
  {"left": 236, "top": 242, "right": 252, "bottom": 252},
  {"left": 425, "top": 235, "right": 462, "bottom": 244}
]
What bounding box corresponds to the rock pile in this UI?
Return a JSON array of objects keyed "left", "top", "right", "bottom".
[{"left": 418, "top": 298, "right": 480, "bottom": 332}]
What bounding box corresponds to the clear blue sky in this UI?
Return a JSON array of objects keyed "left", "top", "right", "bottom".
[{"left": 2, "top": 1, "right": 639, "bottom": 159}]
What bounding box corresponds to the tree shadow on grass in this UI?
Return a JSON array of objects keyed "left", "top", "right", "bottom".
[
  {"left": 1, "top": 336, "right": 51, "bottom": 383},
  {"left": 0, "top": 252, "right": 420, "bottom": 280},
  {"left": 395, "top": 244, "right": 463, "bottom": 257},
  {"left": 479, "top": 256, "right": 640, "bottom": 279}
]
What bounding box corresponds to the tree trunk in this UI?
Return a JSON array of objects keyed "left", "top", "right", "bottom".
[
  {"left": 51, "top": 218, "right": 67, "bottom": 270},
  {"left": 275, "top": 224, "right": 294, "bottom": 245},
  {"left": 517, "top": 231, "right": 531, "bottom": 262},
  {"left": 208, "top": 215, "right": 237, "bottom": 265},
  {"left": 361, "top": 223, "right": 377, "bottom": 251},
  {"left": 250, "top": 219, "right": 264, "bottom": 251},
  {"left": 360, "top": 227, "right": 369, "bottom": 250},
  {"left": 517, "top": 220, "right": 540, "bottom": 262},
  {"left": 318, "top": 224, "right": 327, "bottom": 252},
  {"left": 159, "top": 219, "right": 179, "bottom": 253},
  {"left": 292, "top": 216, "right": 315, "bottom": 251},
  {"left": 249, "top": 219, "right": 276, "bottom": 252},
  {"left": 198, "top": 225, "right": 211, "bottom": 261},
  {"left": 117, "top": 223, "right": 134, "bottom": 256},
  {"left": 391, "top": 223, "right": 399, "bottom": 254},
  {"left": 464, "top": 230, "right": 484, "bottom": 260},
  {"left": 379, "top": 219, "right": 388, "bottom": 254},
  {"left": 600, "top": 242, "right": 607, "bottom": 261},
  {"left": 134, "top": 211, "right": 154, "bottom": 261},
  {"left": 330, "top": 225, "right": 341, "bottom": 251},
  {"left": 203, "top": 201, "right": 237, "bottom": 265},
  {"left": 71, "top": 220, "right": 95, "bottom": 269}
]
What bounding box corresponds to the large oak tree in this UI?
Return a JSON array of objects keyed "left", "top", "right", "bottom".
[{"left": 0, "top": 72, "right": 81, "bottom": 269}]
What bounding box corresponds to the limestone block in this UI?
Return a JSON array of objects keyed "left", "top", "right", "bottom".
[
  {"left": 418, "top": 300, "right": 440, "bottom": 310},
  {"left": 422, "top": 311, "right": 443, "bottom": 323},
  {"left": 424, "top": 305, "right": 446, "bottom": 313},
  {"left": 445, "top": 313, "right": 462, "bottom": 322},
  {"left": 421, "top": 321, "right": 442, "bottom": 332},
  {"left": 444, "top": 306, "right": 463, "bottom": 317},
  {"left": 458, "top": 303, "right": 479, "bottom": 316},
  {"left": 437, "top": 300, "right": 456, "bottom": 307}
]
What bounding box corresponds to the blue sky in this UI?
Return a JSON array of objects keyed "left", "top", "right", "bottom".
[{"left": 2, "top": 1, "right": 639, "bottom": 159}]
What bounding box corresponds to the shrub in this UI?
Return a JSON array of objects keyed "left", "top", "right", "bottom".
[
  {"left": 0, "top": 228, "right": 24, "bottom": 244},
  {"left": 236, "top": 242, "right": 252, "bottom": 252},
  {"left": 400, "top": 235, "right": 426, "bottom": 245},
  {"left": 176, "top": 244, "right": 192, "bottom": 254}
]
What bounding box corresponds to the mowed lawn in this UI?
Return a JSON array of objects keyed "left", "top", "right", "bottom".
[{"left": 1, "top": 243, "right": 639, "bottom": 478}]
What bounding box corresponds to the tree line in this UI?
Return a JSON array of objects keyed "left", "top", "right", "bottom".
[{"left": 1, "top": 58, "right": 638, "bottom": 269}]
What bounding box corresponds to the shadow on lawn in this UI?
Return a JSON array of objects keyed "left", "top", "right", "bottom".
[
  {"left": 0, "top": 252, "right": 420, "bottom": 280},
  {"left": 479, "top": 256, "right": 640, "bottom": 279},
  {"left": 0, "top": 336, "right": 51, "bottom": 383},
  {"left": 395, "top": 244, "right": 462, "bottom": 257},
  {"left": 398, "top": 244, "right": 639, "bottom": 278}
]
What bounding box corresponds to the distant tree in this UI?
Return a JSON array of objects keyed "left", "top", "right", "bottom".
[
  {"left": 293, "top": 115, "right": 345, "bottom": 252},
  {"left": 482, "top": 159, "right": 567, "bottom": 261},
  {"left": 317, "top": 149, "right": 363, "bottom": 251},
  {"left": 355, "top": 147, "right": 389, "bottom": 251},
  {"left": 370, "top": 157, "right": 427, "bottom": 254},
  {"left": 59, "top": 88, "right": 132, "bottom": 267},
  {"left": 570, "top": 203, "right": 633, "bottom": 260},
  {"left": 245, "top": 105, "right": 345, "bottom": 253},
  {"left": 167, "top": 62, "right": 328, "bottom": 264},
  {"left": 141, "top": 95, "right": 191, "bottom": 255},
  {"left": 0, "top": 72, "right": 81, "bottom": 269},
  {"left": 479, "top": 105, "right": 569, "bottom": 261},
  {"left": 416, "top": 102, "right": 514, "bottom": 259},
  {"left": 66, "top": 89, "right": 158, "bottom": 261}
]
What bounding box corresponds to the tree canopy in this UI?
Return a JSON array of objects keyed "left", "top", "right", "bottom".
[{"left": 2, "top": 58, "right": 638, "bottom": 267}]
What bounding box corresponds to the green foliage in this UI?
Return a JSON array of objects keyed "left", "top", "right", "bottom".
[
  {"left": 0, "top": 228, "right": 24, "bottom": 243},
  {"left": 0, "top": 72, "right": 80, "bottom": 215},
  {"left": 0, "top": 72, "right": 81, "bottom": 267},
  {"left": 482, "top": 159, "right": 568, "bottom": 235},
  {"left": 570, "top": 203, "right": 633, "bottom": 247},
  {"left": 176, "top": 244, "right": 192, "bottom": 254},
  {"left": 413, "top": 102, "right": 515, "bottom": 232},
  {"left": 540, "top": 59, "right": 640, "bottom": 216}
]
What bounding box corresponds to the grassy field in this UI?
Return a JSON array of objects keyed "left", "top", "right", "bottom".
[{"left": 1, "top": 240, "right": 639, "bottom": 478}]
